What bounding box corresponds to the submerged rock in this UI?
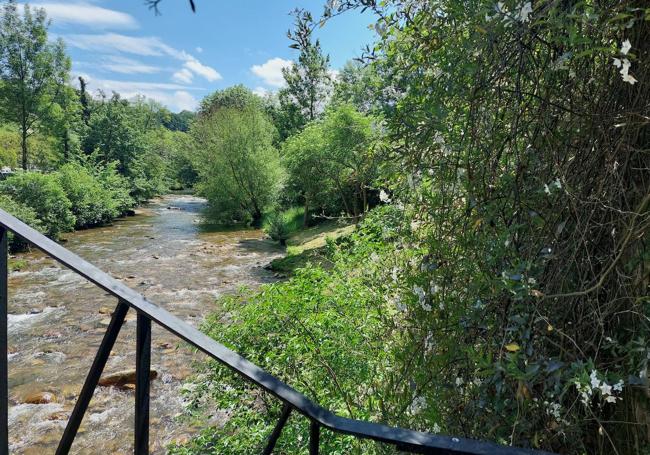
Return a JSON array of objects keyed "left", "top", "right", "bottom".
[
  {"left": 24, "top": 391, "right": 57, "bottom": 404},
  {"left": 98, "top": 369, "right": 158, "bottom": 388}
]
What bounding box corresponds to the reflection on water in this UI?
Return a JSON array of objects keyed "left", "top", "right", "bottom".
[{"left": 7, "top": 194, "right": 283, "bottom": 454}]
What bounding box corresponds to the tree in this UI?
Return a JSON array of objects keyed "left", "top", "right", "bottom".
[
  {"left": 191, "top": 105, "right": 283, "bottom": 225},
  {"left": 0, "top": 0, "right": 71, "bottom": 169},
  {"left": 282, "top": 122, "right": 329, "bottom": 226},
  {"left": 279, "top": 10, "right": 332, "bottom": 132},
  {"left": 198, "top": 84, "right": 262, "bottom": 117},
  {"left": 331, "top": 61, "right": 380, "bottom": 113}
]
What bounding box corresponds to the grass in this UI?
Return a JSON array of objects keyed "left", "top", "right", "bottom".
[{"left": 268, "top": 217, "right": 355, "bottom": 275}]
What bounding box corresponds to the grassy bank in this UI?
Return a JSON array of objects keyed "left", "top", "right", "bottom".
[{"left": 266, "top": 213, "right": 355, "bottom": 275}]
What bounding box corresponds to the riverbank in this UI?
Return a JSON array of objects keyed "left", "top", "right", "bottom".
[{"left": 267, "top": 220, "right": 355, "bottom": 275}]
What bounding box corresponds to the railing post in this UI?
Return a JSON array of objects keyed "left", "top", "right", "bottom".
[
  {"left": 135, "top": 312, "right": 151, "bottom": 455},
  {"left": 56, "top": 300, "right": 129, "bottom": 455},
  {"left": 262, "top": 403, "right": 292, "bottom": 455},
  {"left": 309, "top": 421, "right": 320, "bottom": 455},
  {"left": 0, "top": 228, "right": 8, "bottom": 455}
]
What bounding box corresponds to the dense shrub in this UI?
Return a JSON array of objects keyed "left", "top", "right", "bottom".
[
  {"left": 1, "top": 172, "right": 74, "bottom": 237},
  {"left": 262, "top": 206, "right": 304, "bottom": 244},
  {"left": 57, "top": 162, "right": 122, "bottom": 228},
  {"left": 0, "top": 194, "right": 43, "bottom": 251}
]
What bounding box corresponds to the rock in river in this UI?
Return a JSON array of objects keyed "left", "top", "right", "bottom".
[
  {"left": 99, "top": 369, "right": 158, "bottom": 388},
  {"left": 24, "top": 391, "right": 57, "bottom": 404}
]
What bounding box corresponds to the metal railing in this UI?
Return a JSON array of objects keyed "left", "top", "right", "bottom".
[{"left": 0, "top": 208, "right": 553, "bottom": 455}]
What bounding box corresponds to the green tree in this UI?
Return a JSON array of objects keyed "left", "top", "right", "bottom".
[
  {"left": 198, "top": 84, "right": 262, "bottom": 117},
  {"left": 278, "top": 10, "right": 332, "bottom": 132},
  {"left": 191, "top": 105, "right": 283, "bottom": 225},
  {"left": 0, "top": 0, "right": 71, "bottom": 169},
  {"left": 282, "top": 122, "right": 330, "bottom": 226},
  {"left": 321, "top": 103, "right": 377, "bottom": 219}
]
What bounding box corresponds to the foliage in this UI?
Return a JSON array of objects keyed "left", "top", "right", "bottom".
[
  {"left": 57, "top": 161, "right": 132, "bottom": 228},
  {"left": 191, "top": 103, "right": 284, "bottom": 225},
  {"left": 315, "top": 0, "right": 648, "bottom": 453},
  {"left": 0, "top": 0, "right": 71, "bottom": 170},
  {"left": 174, "top": 210, "right": 403, "bottom": 454},
  {"left": 1, "top": 171, "right": 74, "bottom": 237},
  {"left": 262, "top": 206, "right": 304, "bottom": 244},
  {"left": 198, "top": 84, "right": 263, "bottom": 118},
  {"left": 0, "top": 193, "right": 43, "bottom": 251},
  {"left": 278, "top": 9, "right": 332, "bottom": 132},
  {"left": 83, "top": 93, "right": 168, "bottom": 201},
  {"left": 146, "top": 127, "right": 197, "bottom": 189},
  {"left": 282, "top": 104, "right": 379, "bottom": 223}
]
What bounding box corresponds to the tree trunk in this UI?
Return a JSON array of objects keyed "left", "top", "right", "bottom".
[
  {"left": 21, "top": 123, "right": 28, "bottom": 170},
  {"left": 303, "top": 196, "right": 309, "bottom": 228}
]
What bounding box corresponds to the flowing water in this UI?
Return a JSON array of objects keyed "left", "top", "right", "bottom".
[{"left": 6, "top": 194, "right": 284, "bottom": 454}]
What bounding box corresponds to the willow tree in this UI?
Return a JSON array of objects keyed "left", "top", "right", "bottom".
[
  {"left": 191, "top": 105, "right": 283, "bottom": 226},
  {"left": 0, "top": 0, "right": 71, "bottom": 169}
]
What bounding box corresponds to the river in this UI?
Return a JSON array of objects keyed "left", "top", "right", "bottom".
[{"left": 6, "top": 194, "right": 284, "bottom": 454}]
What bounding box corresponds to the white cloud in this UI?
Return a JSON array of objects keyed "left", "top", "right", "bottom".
[
  {"left": 101, "top": 56, "right": 160, "bottom": 75},
  {"left": 65, "top": 33, "right": 181, "bottom": 57},
  {"left": 184, "top": 57, "right": 221, "bottom": 82},
  {"left": 172, "top": 68, "right": 193, "bottom": 84},
  {"left": 65, "top": 33, "right": 222, "bottom": 83},
  {"left": 251, "top": 57, "right": 292, "bottom": 87},
  {"left": 30, "top": 2, "right": 138, "bottom": 29},
  {"left": 253, "top": 86, "right": 270, "bottom": 97},
  {"left": 73, "top": 75, "right": 200, "bottom": 112},
  {"left": 196, "top": 46, "right": 203, "bottom": 53}
]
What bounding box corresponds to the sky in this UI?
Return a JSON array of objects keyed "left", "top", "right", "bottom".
[{"left": 27, "top": 0, "right": 377, "bottom": 112}]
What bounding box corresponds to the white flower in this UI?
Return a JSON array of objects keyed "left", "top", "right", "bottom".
[
  {"left": 552, "top": 178, "right": 562, "bottom": 190},
  {"left": 421, "top": 302, "right": 432, "bottom": 312},
  {"left": 455, "top": 377, "right": 464, "bottom": 386},
  {"left": 599, "top": 383, "right": 612, "bottom": 396},
  {"left": 394, "top": 296, "right": 407, "bottom": 312},
  {"left": 379, "top": 190, "right": 391, "bottom": 203},
  {"left": 613, "top": 58, "right": 622, "bottom": 68},
  {"left": 622, "top": 73, "right": 638, "bottom": 85},
  {"left": 518, "top": 2, "right": 533, "bottom": 22},
  {"left": 408, "top": 396, "right": 427, "bottom": 415},
  {"left": 613, "top": 380, "right": 624, "bottom": 392},
  {"left": 430, "top": 281, "right": 440, "bottom": 294},
  {"left": 544, "top": 184, "right": 551, "bottom": 195},
  {"left": 605, "top": 395, "right": 618, "bottom": 403},
  {"left": 621, "top": 39, "right": 631, "bottom": 55},
  {"left": 431, "top": 423, "right": 441, "bottom": 433},
  {"left": 590, "top": 370, "right": 601, "bottom": 389},
  {"left": 618, "top": 58, "right": 637, "bottom": 85}
]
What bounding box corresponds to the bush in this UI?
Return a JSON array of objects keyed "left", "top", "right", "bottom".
[
  {"left": 94, "top": 160, "right": 135, "bottom": 215},
  {"left": 57, "top": 162, "right": 123, "bottom": 228},
  {"left": 0, "top": 194, "right": 43, "bottom": 251},
  {"left": 1, "top": 172, "right": 75, "bottom": 238},
  {"left": 263, "top": 206, "right": 304, "bottom": 244}
]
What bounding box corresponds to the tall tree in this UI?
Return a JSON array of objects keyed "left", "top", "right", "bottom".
[
  {"left": 279, "top": 10, "right": 332, "bottom": 131},
  {"left": 191, "top": 105, "right": 283, "bottom": 226},
  {"left": 0, "top": 0, "right": 70, "bottom": 169}
]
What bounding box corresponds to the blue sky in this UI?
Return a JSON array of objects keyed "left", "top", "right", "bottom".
[{"left": 30, "top": 1, "right": 377, "bottom": 112}]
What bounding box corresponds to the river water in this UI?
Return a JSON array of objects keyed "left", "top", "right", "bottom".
[{"left": 6, "top": 194, "right": 283, "bottom": 454}]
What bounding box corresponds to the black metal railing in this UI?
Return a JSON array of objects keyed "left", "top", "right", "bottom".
[{"left": 0, "top": 209, "right": 553, "bottom": 455}]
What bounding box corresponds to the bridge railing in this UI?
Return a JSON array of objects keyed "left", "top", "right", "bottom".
[{"left": 0, "top": 208, "right": 553, "bottom": 455}]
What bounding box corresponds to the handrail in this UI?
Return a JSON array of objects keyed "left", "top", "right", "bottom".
[{"left": 0, "top": 208, "right": 553, "bottom": 455}]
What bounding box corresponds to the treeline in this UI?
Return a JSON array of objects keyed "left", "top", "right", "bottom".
[{"left": 0, "top": 1, "right": 195, "bottom": 249}]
